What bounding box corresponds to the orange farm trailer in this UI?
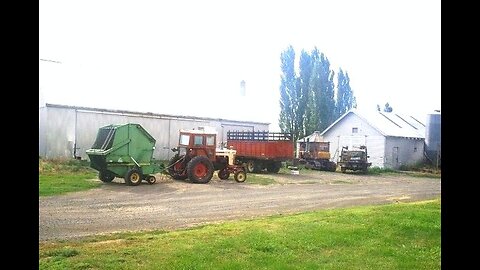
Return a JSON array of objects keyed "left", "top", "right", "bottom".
[{"left": 227, "top": 131, "right": 294, "bottom": 173}]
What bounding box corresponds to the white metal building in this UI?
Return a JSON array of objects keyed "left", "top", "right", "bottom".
[
  {"left": 320, "top": 109, "right": 426, "bottom": 169},
  {"left": 39, "top": 103, "right": 269, "bottom": 161}
]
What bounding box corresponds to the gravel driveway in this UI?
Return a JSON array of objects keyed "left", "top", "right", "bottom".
[{"left": 39, "top": 171, "right": 441, "bottom": 241}]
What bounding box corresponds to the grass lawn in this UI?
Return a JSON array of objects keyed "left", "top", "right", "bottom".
[
  {"left": 39, "top": 199, "right": 441, "bottom": 269},
  {"left": 39, "top": 159, "right": 99, "bottom": 196}
]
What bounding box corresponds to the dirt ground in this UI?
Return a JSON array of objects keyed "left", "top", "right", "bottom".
[{"left": 39, "top": 170, "right": 441, "bottom": 241}]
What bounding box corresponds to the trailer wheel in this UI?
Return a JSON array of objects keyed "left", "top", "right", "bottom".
[
  {"left": 146, "top": 175, "right": 156, "bottom": 184},
  {"left": 125, "top": 168, "right": 143, "bottom": 186},
  {"left": 218, "top": 169, "right": 230, "bottom": 180},
  {"left": 168, "top": 155, "right": 188, "bottom": 180},
  {"left": 266, "top": 162, "right": 282, "bottom": 173},
  {"left": 246, "top": 160, "right": 255, "bottom": 173},
  {"left": 187, "top": 156, "right": 214, "bottom": 184},
  {"left": 234, "top": 171, "right": 247, "bottom": 182},
  {"left": 246, "top": 160, "right": 261, "bottom": 173},
  {"left": 99, "top": 171, "right": 115, "bottom": 182}
]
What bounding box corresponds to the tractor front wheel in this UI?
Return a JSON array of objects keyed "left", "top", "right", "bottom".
[
  {"left": 125, "top": 168, "right": 143, "bottom": 186},
  {"left": 234, "top": 171, "right": 247, "bottom": 183},
  {"left": 187, "top": 156, "right": 214, "bottom": 184}
]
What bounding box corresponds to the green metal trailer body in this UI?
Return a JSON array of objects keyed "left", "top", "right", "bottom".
[{"left": 86, "top": 123, "right": 161, "bottom": 185}]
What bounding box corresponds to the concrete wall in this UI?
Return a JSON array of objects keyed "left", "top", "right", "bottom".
[
  {"left": 39, "top": 104, "right": 269, "bottom": 161},
  {"left": 384, "top": 137, "right": 425, "bottom": 169}
]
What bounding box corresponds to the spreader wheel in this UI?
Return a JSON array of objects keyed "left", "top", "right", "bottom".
[
  {"left": 125, "top": 168, "right": 143, "bottom": 186},
  {"left": 99, "top": 170, "right": 115, "bottom": 182},
  {"left": 146, "top": 175, "right": 156, "bottom": 184}
]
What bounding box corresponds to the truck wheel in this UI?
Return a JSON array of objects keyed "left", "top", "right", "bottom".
[
  {"left": 341, "top": 167, "right": 347, "bottom": 173},
  {"left": 146, "top": 175, "right": 156, "bottom": 184},
  {"left": 218, "top": 168, "right": 230, "bottom": 180},
  {"left": 168, "top": 155, "right": 188, "bottom": 180},
  {"left": 125, "top": 168, "right": 143, "bottom": 186},
  {"left": 187, "top": 156, "right": 214, "bottom": 184},
  {"left": 234, "top": 171, "right": 247, "bottom": 182},
  {"left": 329, "top": 162, "right": 337, "bottom": 172},
  {"left": 99, "top": 170, "right": 115, "bottom": 182},
  {"left": 266, "top": 162, "right": 282, "bottom": 173}
]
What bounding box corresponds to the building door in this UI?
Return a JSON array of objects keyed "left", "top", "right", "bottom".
[{"left": 392, "top": 147, "right": 399, "bottom": 168}]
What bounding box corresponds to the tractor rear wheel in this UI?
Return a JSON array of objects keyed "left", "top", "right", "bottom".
[
  {"left": 125, "top": 168, "right": 143, "bottom": 186},
  {"left": 168, "top": 155, "right": 188, "bottom": 180},
  {"left": 218, "top": 168, "right": 230, "bottom": 180},
  {"left": 234, "top": 171, "right": 247, "bottom": 182},
  {"left": 99, "top": 170, "right": 115, "bottom": 182},
  {"left": 187, "top": 156, "right": 214, "bottom": 184}
]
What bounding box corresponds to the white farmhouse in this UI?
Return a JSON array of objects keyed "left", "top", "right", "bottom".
[{"left": 320, "top": 109, "right": 426, "bottom": 169}]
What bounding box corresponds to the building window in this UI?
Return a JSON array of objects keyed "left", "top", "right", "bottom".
[
  {"left": 352, "top": 127, "right": 358, "bottom": 133},
  {"left": 414, "top": 147, "right": 417, "bottom": 152}
]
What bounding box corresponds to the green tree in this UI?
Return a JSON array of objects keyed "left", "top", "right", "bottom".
[
  {"left": 279, "top": 45, "right": 299, "bottom": 141},
  {"left": 298, "top": 49, "right": 313, "bottom": 138},
  {"left": 279, "top": 46, "right": 356, "bottom": 141},
  {"left": 310, "top": 48, "right": 336, "bottom": 132},
  {"left": 335, "top": 68, "right": 356, "bottom": 118}
]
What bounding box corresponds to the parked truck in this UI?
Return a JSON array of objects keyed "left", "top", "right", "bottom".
[
  {"left": 168, "top": 128, "right": 247, "bottom": 183},
  {"left": 226, "top": 131, "right": 294, "bottom": 173},
  {"left": 337, "top": 145, "right": 371, "bottom": 173},
  {"left": 296, "top": 131, "right": 337, "bottom": 172},
  {"left": 297, "top": 140, "right": 337, "bottom": 172}
]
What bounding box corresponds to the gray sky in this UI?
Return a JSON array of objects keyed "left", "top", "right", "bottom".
[{"left": 39, "top": 0, "right": 441, "bottom": 131}]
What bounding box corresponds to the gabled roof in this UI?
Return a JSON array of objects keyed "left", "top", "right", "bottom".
[{"left": 320, "top": 108, "right": 426, "bottom": 139}]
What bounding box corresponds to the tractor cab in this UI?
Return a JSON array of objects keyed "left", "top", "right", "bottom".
[{"left": 175, "top": 129, "right": 217, "bottom": 162}]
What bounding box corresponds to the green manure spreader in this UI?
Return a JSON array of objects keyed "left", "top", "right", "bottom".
[{"left": 86, "top": 123, "right": 163, "bottom": 186}]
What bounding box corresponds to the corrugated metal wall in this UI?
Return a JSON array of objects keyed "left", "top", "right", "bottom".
[{"left": 39, "top": 104, "right": 269, "bottom": 161}]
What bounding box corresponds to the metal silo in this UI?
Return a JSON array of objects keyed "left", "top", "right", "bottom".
[{"left": 425, "top": 111, "right": 441, "bottom": 167}]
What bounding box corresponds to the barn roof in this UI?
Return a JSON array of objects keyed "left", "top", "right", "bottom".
[{"left": 320, "top": 108, "right": 426, "bottom": 139}]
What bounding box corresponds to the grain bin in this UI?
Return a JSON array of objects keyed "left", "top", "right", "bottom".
[{"left": 425, "top": 111, "right": 441, "bottom": 166}]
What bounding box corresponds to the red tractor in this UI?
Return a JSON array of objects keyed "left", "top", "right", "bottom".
[{"left": 167, "top": 128, "right": 247, "bottom": 183}]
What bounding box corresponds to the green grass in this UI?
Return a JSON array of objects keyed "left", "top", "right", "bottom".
[
  {"left": 368, "top": 166, "right": 441, "bottom": 178},
  {"left": 39, "top": 158, "right": 100, "bottom": 196},
  {"left": 246, "top": 174, "right": 276, "bottom": 185},
  {"left": 39, "top": 199, "right": 441, "bottom": 269}
]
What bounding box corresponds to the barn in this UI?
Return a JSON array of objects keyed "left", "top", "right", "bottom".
[
  {"left": 39, "top": 103, "right": 269, "bottom": 161},
  {"left": 319, "top": 109, "right": 426, "bottom": 169}
]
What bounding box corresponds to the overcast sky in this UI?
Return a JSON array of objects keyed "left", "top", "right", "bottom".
[{"left": 39, "top": 0, "right": 441, "bottom": 131}]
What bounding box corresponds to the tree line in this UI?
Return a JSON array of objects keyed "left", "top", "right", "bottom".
[{"left": 279, "top": 45, "right": 356, "bottom": 142}]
